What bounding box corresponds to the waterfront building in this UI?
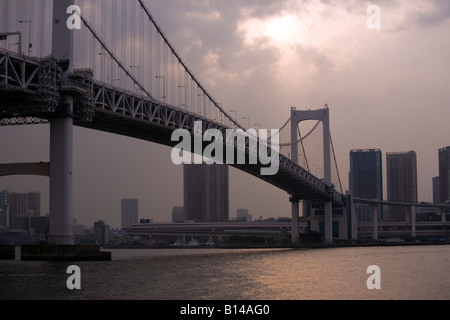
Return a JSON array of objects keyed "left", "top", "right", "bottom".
[
  {"left": 184, "top": 163, "right": 229, "bottom": 222},
  {"left": 172, "top": 206, "right": 186, "bottom": 223},
  {"left": 121, "top": 198, "right": 138, "bottom": 229},
  {"left": 8, "top": 192, "right": 40, "bottom": 230},
  {"left": 386, "top": 151, "right": 418, "bottom": 221},
  {"left": 433, "top": 176, "right": 440, "bottom": 204},
  {"left": 349, "top": 149, "right": 383, "bottom": 222},
  {"left": 15, "top": 216, "right": 49, "bottom": 235},
  {"left": 94, "top": 220, "right": 111, "bottom": 245},
  {"left": 439, "top": 146, "right": 450, "bottom": 203},
  {"left": 236, "top": 209, "right": 252, "bottom": 222},
  {"left": 0, "top": 190, "right": 8, "bottom": 229}
]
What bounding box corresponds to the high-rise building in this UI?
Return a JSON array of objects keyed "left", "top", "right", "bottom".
[
  {"left": 15, "top": 216, "right": 49, "bottom": 235},
  {"left": 184, "top": 163, "right": 229, "bottom": 222},
  {"left": 386, "top": 151, "right": 418, "bottom": 221},
  {"left": 94, "top": 220, "right": 111, "bottom": 245},
  {"left": 8, "top": 192, "right": 40, "bottom": 230},
  {"left": 349, "top": 149, "right": 383, "bottom": 222},
  {"left": 0, "top": 190, "right": 8, "bottom": 229},
  {"left": 121, "top": 198, "right": 138, "bottom": 229},
  {"left": 433, "top": 176, "right": 440, "bottom": 204},
  {"left": 172, "top": 206, "right": 186, "bottom": 223},
  {"left": 236, "top": 209, "right": 252, "bottom": 222},
  {"left": 438, "top": 146, "right": 450, "bottom": 203}
]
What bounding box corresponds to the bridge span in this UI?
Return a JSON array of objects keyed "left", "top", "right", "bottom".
[
  {"left": 3, "top": 1, "right": 449, "bottom": 249},
  {"left": 0, "top": 0, "right": 345, "bottom": 246}
]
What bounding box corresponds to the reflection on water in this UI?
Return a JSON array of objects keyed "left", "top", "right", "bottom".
[{"left": 1, "top": 246, "right": 449, "bottom": 300}]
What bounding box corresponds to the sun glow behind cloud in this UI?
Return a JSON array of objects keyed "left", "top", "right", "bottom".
[
  {"left": 240, "top": 14, "right": 308, "bottom": 47},
  {"left": 237, "top": 5, "right": 367, "bottom": 88},
  {"left": 233, "top": 0, "right": 442, "bottom": 92}
]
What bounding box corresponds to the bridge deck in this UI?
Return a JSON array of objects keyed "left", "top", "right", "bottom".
[{"left": 0, "top": 50, "right": 344, "bottom": 205}]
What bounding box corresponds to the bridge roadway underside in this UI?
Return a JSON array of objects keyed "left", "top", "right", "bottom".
[{"left": 76, "top": 110, "right": 334, "bottom": 203}]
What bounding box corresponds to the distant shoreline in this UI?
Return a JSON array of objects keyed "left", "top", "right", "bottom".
[{"left": 103, "top": 240, "right": 450, "bottom": 250}]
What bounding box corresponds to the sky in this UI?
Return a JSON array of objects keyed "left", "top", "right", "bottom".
[{"left": 1, "top": 0, "right": 449, "bottom": 229}]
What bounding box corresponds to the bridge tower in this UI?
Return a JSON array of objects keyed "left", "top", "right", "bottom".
[
  {"left": 47, "top": 0, "right": 75, "bottom": 245},
  {"left": 290, "top": 107, "right": 334, "bottom": 244}
]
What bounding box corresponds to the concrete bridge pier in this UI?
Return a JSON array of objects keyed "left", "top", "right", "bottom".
[
  {"left": 324, "top": 200, "right": 333, "bottom": 243},
  {"left": 371, "top": 204, "right": 378, "bottom": 241},
  {"left": 404, "top": 206, "right": 416, "bottom": 238},
  {"left": 47, "top": 0, "right": 76, "bottom": 245},
  {"left": 410, "top": 206, "right": 416, "bottom": 238},
  {"left": 290, "top": 195, "right": 300, "bottom": 244},
  {"left": 48, "top": 102, "right": 74, "bottom": 245}
]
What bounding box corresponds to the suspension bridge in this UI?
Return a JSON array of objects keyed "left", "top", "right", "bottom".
[{"left": 1, "top": 1, "right": 448, "bottom": 251}]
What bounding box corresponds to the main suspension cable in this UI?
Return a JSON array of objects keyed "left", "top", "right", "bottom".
[
  {"left": 136, "top": 0, "right": 243, "bottom": 130},
  {"left": 330, "top": 132, "right": 343, "bottom": 194}
]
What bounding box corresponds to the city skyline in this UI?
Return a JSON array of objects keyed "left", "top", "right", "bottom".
[
  {"left": 1, "top": 0, "right": 449, "bottom": 229},
  {"left": 2, "top": 145, "right": 447, "bottom": 229}
]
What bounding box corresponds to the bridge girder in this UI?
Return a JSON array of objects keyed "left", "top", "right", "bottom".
[
  {"left": 0, "top": 162, "right": 50, "bottom": 177},
  {"left": 0, "top": 51, "right": 344, "bottom": 205}
]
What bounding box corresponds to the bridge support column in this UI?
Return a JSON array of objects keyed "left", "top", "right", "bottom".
[
  {"left": 48, "top": 102, "right": 74, "bottom": 245},
  {"left": 442, "top": 207, "right": 447, "bottom": 223},
  {"left": 290, "top": 107, "right": 335, "bottom": 244},
  {"left": 411, "top": 206, "right": 416, "bottom": 238},
  {"left": 324, "top": 201, "right": 333, "bottom": 243},
  {"left": 47, "top": 0, "right": 75, "bottom": 245},
  {"left": 290, "top": 195, "right": 300, "bottom": 244},
  {"left": 371, "top": 204, "right": 378, "bottom": 241}
]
